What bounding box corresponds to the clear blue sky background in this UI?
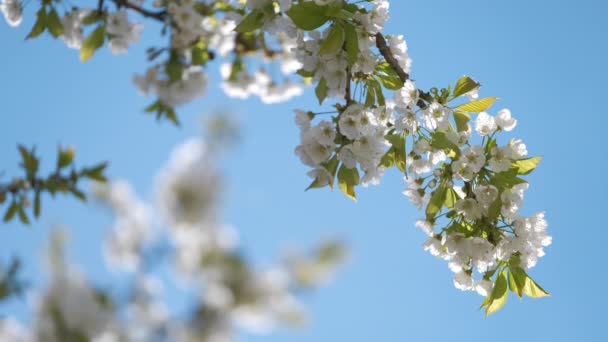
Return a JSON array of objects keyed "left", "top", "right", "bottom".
[{"left": 1, "top": 0, "right": 607, "bottom": 340}]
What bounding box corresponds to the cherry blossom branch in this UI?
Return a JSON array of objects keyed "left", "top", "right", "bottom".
[
  {"left": 375, "top": 33, "right": 409, "bottom": 82},
  {"left": 374, "top": 33, "right": 431, "bottom": 108}
]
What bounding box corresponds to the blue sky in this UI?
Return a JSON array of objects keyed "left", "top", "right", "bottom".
[{"left": 1, "top": 0, "right": 607, "bottom": 341}]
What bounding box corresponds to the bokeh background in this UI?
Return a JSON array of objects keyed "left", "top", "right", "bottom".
[{"left": 1, "top": 0, "right": 607, "bottom": 340}]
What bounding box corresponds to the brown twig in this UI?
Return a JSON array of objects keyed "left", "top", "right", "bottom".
[
  {"left": 113, "top": 0, "right": 167, "bottom": 21},
  {"left": 375, "top": 33, "right": 431, "bottom": 108}
]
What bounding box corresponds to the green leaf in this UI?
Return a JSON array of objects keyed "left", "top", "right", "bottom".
[
  {"left": 445, "top": 188, "right": 459, "bottom": 209},
  {"left": 57, "top": 146, "right": 75, "bottom": 169},
  {"left": 508, "top": 266, "right": 527, "bottom": 298},
  {"left": 343, "top": 22, "right": 359, "bottom": 67},
  {"left": 377, "top": 74, "right": 404, "bottom": 90},
  {"left": 487, "top": 196, "right": 502, "bottom": 220},
  {"left": 296, "top": 69, "right": 314, "bottom": 78},
  {"left": 144, "top": 100, "right": 162, "bottom": 113},
  {"left": 306, "top": 177, "right": 327, "bottom": 190},
  {"left": 370, "top": 79, "right": 385, "bottom": 106},
  {"left": 34, "top": 191, "right": 41, "bottom": 218},
  {"left": 324, "top": 156, "right": 340, "bottom": 188},
  {"left": 375, "top": 61, "right": 400, "bottom": 79},
  {"left": 453, "top": 110, "right": 470, "bottom": 132},
  {"left": 490, "top": 168, "right": 527, "bottom": 190},
  {"left": 3, "top": 201, "right": 18, "bottom": 222},
  {"left": 523, "top": 275, "right": 550, "bottom": 298},
  {"left": 319, "top": 24, "right": 345, "bottom": 55},
  {"left": 379, "top": 148, "right": 395, "bottom": 168},
  {"left": 17, "top": 206, "right": 29, "bottom": 225},
  {"left": 234, "top": 10, "right": 265, "bottom": 32},
  {"left": 485, "top": 136, "right": 497, "bottom": 155},
  {"left": 452, "top": 76, "right": 479, "bottom": 99},
  {"left": 337, "top": 165, "right": 359, "bottom": 202},
  {"left": 430, "top": 132, "right": 460, "bottom": 158},
  {"left": 81, "top": 11, "right": 103, "bottom": 26},
  {"left": 456, "top": 97, "right": 498, "bottom": 113},
  {"left": 80, "top": 25, "right": 106, "bottom": 62},
  {"left": 512, "top": 156, "right": 542, "bottom": 175},
  {"left": 81, "top": 162, "right": 108, "bottom": 182},
  {"left": 485, "top": 270, "right": 508, "bottom": 316},
  {"left": 26, "top": 8, "right": 47, "bottom": 39},
  {"left": 18, "top": 145, "right": 39, "bottom": 178},
  {"left": 191, "top": 44, "right": 210, "bottom": 65},
  {"left": 46, "top": 9, "right": 64, "bottom": 38},
  {"left": 364, "top": 84, "right": 376, "bottom": 107},
  {"left": 426, "top": 182, "right": 447, "bottom": 220},
  {"left": 69, "top": 187, "right": 87, "bottom": 202},
  {"left": 315, "top": 78, "right": 328, "bottom": 105},
  {"left": 166, "top": 56, "right": 184, "bottom": 82},
  {"left": 286, "top": 2, "right": 329, "bottom": 30},
  {"left": 385, "top": 134, "right": 406, "bottom": 173}
]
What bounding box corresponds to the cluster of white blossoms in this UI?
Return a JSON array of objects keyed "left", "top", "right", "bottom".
[
  {"left": 294, "top": 102, "right": 395, "bottom": 188},
  {"left": 60, "top": 9, "right": 90, "bottom": 49},
  {"left": 134, "top": 65, "right": 209, "bottom": 107},
  {"left": 394, "top": 98, "right": 551, "bottom": 298},
  {"left": 2, "top": 0, "right": 550, "bottom": 318},
  {"left": 293, "top": 0, "right": 394, "bottom": 100},
  {"left": 0, "top": 136, "right": 344, "bottom": 341},
  {"left": 106, "top": 11, "right": 143, "bottom": 54},
  {"left": 0, "top": 0, "right": 21, "bottom": 27}
]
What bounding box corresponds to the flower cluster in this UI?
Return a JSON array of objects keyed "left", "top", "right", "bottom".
[
  {"left": 0, "top": 0, "right": 21, "bottom": 27},
  {"left": 106, "top": 10, "right": 142, "bottom": 54},
  {"left": 0, "top": 136, "right": 344, "bottom": 341},
  {"left": 134, "top": 65, "right": 209, "bottom": 107},
  {"left": 1, "top": 0, "right": 551, "bottom": 317},
  {"left": 395, "top": 90, "right": 551, "bottom": 312}
]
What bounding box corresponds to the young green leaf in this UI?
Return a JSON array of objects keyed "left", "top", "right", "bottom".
[
  {"left": 489, "top": 168, "right": 527, "bottom": 190},
  {"left": 46, "top": 9, "right": 64, "bottom": 38},
  {"left": 337, "top": 165, "right": 359, "bottom": 202},
  {"left": 512, "top": 156, "right": 542, "bottom": 175},
  {"left": 81, "top": 162, "right": 108, "bottom": 182},
  {"left": 426, "top": 182, "right": 447, "bottom": 220},
  {"left": 17, "top": 206, "right": 29, "bottom": 225},
  {"left": 453, "top": 110, "right": 470, "bottom": 132},
  {"left": 80, "top": 25, "right": 106, "bottom": 62},
  {"left": 319, "top": 24, "right": 345, "bottom": 55},
  {"left": 444, "top": 188, "right": 460, "bottom": 209},
  {"left": 364, "top": 84, "right": 376, "bottom": 107},
  {"left": 343, "top": 22, "right": 359, "bottom": 67},
  {"left": 485, "top": 270, "right": 508, "bottom": 316},
  {"left": 379, "top": 148, "right": 395, "bottom": 168},
  {"left": 377, "top": 74, "right": 404, "bottom": 90},
  {"left": 430, "top": 132, "right": 460, "bottom": 158},
  {"left": 34, "top": 191, "right": 41, "bottom": 218},
  {"left": 385, "top": 134, "right": 406, "bottom": 173},
  {"left": 523, "top": 275, "right": 550, "bottom": 298},
  {"left": 57, "top": 146, "right": 75, "bottom": 169},
  {"left": 234, "top": 10, "right": 265, "bottom": 32},
  {"left": 191, "top": 45, "right": 211, "bottom": 65},
  {"left": 452, "top": 76, "right": 479, "bottom": 99},
  {"left": 3, "top": 201, "right": 18, "bottom": 222},
  {"left": 286, "top": 2, "right": 329, "bottom": 30},
  {"left": 456, "top": 97, "right": 498, "bottom": 113},
  {"left": 508, "top": 266, "right": 527, "bottom": 298},
  {"left": 26, "top": 8, "right": 47, "bottom": 40},
  {"left": 315, "top": 78, "right": 328, "bottom": 104}
]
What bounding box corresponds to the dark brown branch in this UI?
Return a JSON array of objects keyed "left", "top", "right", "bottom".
[
  {"left": 375, "top": 33, "right": 431, "bottom": 108},
  {"left": 375, "top": 33, "right": 409, "bottom": 83},
  {"left": 114, "top": 0, "right": 167, "bottom": 21},
  {"left": 344, "top": 68, "right": 352, "bottom": 103}
]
